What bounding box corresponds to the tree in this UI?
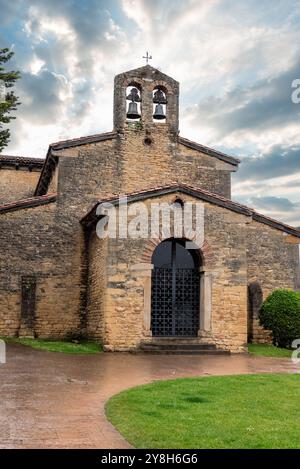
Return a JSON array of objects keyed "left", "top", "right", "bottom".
[{"left": 0, "top": 48, "right": 21, "bottom": 153}]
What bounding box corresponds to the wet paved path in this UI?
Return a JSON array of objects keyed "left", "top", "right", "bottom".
[{"left": 0, "top": 344, "right": 299, "bottom": 448}]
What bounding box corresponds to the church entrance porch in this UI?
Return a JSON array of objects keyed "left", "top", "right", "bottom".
[
  {"left": 85, "top": 187, "right": 252, "bottom": 353},
  {"left": 151, "top": 239, "right": 201, "bottom": 338}
]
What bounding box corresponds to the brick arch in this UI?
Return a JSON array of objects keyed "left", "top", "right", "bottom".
[
  {"left": 152, "top": 80, "right": 173, "bottom": 94},
  {"left": 124, "top": 80, "right": 143, "bottom": 108},
  {"left": 126, "top": 82, "right": 142, "bottom": 95},
  {"left": 200, "top": 240, "right": 214, "bottom": 267},
  {"left": 140, "top": 236, "right": 212, "bottom": 267},
  {"left": 124, "top": 77, "right": 144, "bottom": 88},
  {"left": 140, "top": 237, "right": 164, "bottom": 263}
]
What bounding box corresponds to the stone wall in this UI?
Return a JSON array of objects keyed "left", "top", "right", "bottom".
[
  {"left": 86, "top": 230, "right": 108, "bottom": 341},
  {"left": 0, "top": 64, "right": 298, "bottom": 350},
  {"left": 52, "top": 129, "right": 233, "bottom": 201},
  {"left": 0, "top": 64, "right": 235, "bottom": 340},
  {"left": 113, "top": 127, "right": 233, "bottom": 198},
  {"left": 204, "top": 204, "right": 248, "bottom": 352},
  {"left": 113, "top": 65, "right": 179, "bottom": 136},
  {"left": 111, "top": 63, "right": 234, "bottom": 199},
  {"left": 0, "top": 168, "right": 41, "bottom": 204},
  {"left": 0, "top": 202, "right": 82, "bottom": 338},
  {"left": 246, "top": 220, "right": 300, "bottom": 343},
  {"left": 87, "top": 192, "right": 249, "bottom": 352},
  {"left": 0, "top": 130, "right": 298, "bottom": 347}
]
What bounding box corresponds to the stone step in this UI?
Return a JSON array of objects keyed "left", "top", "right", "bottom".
[
  {"left": 140, "top": 348, "right": 230, "bottom": 355},
  {"left": 141, "top": 343, "right": 216, "bottom": 351},
  {"left": 140, "top": 342, "right": 230, "bottom": 355},
  {"left": 145, "top": 338, "right": 212, "bottom": 345}
]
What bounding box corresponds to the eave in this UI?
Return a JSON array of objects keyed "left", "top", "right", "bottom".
[
  {"left": 179, "top": 137, "right": 240, "bottom": 166},
  {"left": 80, "top": 182, "right": 300, "bottom": 240}
]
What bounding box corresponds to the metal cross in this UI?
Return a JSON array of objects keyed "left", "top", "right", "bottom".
[{"left": 143, "top": 51, "right": 152, "bottom": 65}]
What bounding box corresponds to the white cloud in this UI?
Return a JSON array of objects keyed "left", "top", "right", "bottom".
[{"left": 1, "top": 0, "right": 300, "bottom": 225}]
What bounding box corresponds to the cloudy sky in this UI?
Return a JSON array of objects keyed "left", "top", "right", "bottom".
[{"left": 1, "top": 0, "right": 300, "bottom": 225}]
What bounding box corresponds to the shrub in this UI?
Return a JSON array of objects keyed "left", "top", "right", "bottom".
[{"left": 259, "top": 288, "right": 300, "bottom": 348}]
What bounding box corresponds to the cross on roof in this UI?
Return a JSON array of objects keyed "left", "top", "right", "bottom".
[{"left": 143, "top": 51, "right": 152, "bottom": 65}]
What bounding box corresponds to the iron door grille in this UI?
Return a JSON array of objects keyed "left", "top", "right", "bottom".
[{"left": 151, "top": 267, "right": 200, "bottom": 337}]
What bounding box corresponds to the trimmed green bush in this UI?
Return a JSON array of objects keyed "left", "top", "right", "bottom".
[{"left": 259, "top": 288, "right": 300, "bottom": 348}]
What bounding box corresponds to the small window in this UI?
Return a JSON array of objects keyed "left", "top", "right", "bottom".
[{"left": 172, "top": 197, "right": 184, "bottom": 208}]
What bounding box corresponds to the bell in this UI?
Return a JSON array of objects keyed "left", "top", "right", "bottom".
[
  {"left": 153, "top": 89, "right": 167, "bottom": 104},
  {"left": 153, "top": 103, "right": 166, "bottom": 120},
  {"left": 126, "top": 101, "right": 141, "bottom": 119},
  {"left": 126, "top": 87, "right": 141, "bottom": 102}
]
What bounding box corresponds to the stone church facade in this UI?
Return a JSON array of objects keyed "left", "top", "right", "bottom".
[{"left": 0, "top": 65, "right": 299, "bottom": 352}]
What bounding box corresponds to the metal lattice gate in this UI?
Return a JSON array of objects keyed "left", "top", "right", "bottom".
[{"left": 151, "top": 267, "right": 200, "bottom": 337}]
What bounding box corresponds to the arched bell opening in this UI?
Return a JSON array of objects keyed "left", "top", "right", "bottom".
[
  {"left": 126, "top": 84, "right": 141, "bottom": 120},
  {"left": 152, "top": 87, "right": 167, "bottom": 122},
  {"left": 151, "top": 238, "right": 201, "bottom": 337}
]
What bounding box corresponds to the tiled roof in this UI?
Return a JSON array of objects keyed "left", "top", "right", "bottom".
[
  {"left": 34, "top": 130, "right": 240, "bottom": 196},
  {"left": 81, "top": 182, "right": 300, "bottom": 238},
  {"left": 0, "top": 193, "right": 57, "bottom": 214},
  {"left": 50, "top": 131, "right": 118, "bottom": 151},
  {"left": 0, "top": 155, "right": 45, "bottom": 169},
  {"left": 179, "top": 137, "right": 240, "bottom": 166},
  {"left": 34, "top": 132, "right": 118, "bottom": 196},
  {"left": 48, "top": 132, "right": 239, "bottom": 167}
]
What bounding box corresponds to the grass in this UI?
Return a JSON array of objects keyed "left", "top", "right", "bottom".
[
  {"left": 106, "top": 374, "right": 300, "bottom": 449},
  {"left": 1, "top": 337, "right": 102, "bottom": 354},
  {"left": 248, "top": 343, "right": 292, "bottom": 358}
]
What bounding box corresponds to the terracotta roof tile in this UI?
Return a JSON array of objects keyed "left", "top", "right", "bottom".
[
  {"left": 0, "top": 155, "right": 45, "bottom": 168},
  {"left": 34, "top": 131, "right": 239, "bottom": 196},
  {"left": 179, "top": 136, "right": 240, "bottom": 166},
  {"left": 0, "top": 193, "right": 57, "bottom": 214},
  {"left": 81, "top": 183, "right": 300, "bottom": 238},
  {"left": 34, "top": 132, "right": 118, "bottom": 196},
  {"left": 50, "top": 131, "right": 118, "bottom": 150}
]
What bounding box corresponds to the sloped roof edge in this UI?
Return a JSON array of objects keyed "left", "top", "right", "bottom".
[
  {"left": 0, "top": 155, "right": 45, "bottom": 170},
  {"left": 115, "top": 64, "right": 179, "bottom": 85},
  {"left": 50, "top": 131, "right": 118, "bottom": 151},
  {"left": 80, "top": 183, "right": 300, "bottom": 239},
  {"left": 34, "top": 132, "right": 118, "bottom": 196},
  {"left": 179, "top": 137, "right": 240, "bottom": 166},
  {"left": 0, "top": 193, "right": 57, "bottom": 214}
]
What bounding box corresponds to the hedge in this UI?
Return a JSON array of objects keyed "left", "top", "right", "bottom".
[{"left": 259, "top": 288, "right": 300, "bottom": 348}]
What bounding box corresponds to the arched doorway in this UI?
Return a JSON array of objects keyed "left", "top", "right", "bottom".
[{"left": 151, "top": 238, "right": 201, "bottom": 337}]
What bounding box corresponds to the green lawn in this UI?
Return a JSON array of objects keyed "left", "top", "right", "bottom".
[
  {"left": 248, "top": 343, "right": 291, "bottom": 358},
  {"left": 106, "top": 374, "right": 300, "bottom": 448},
  {"left": 2, "top": 337, "right": 102, "bottom": 354}
]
